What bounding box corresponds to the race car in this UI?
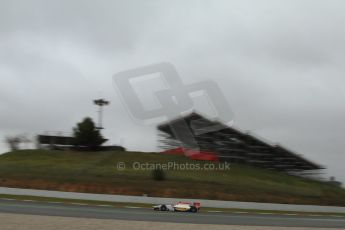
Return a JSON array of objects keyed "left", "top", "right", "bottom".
[{"left": 153, "top": 201, "right": 201, "bottom": 213}]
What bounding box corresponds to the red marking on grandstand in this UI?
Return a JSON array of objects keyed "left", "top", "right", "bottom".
[{"left": 162, "top": 147, "right": 219, "bottom": 161}]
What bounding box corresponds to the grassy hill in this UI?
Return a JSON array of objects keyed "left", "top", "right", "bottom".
[{"left": 0, "top": 149, "right": 344, "bottom": 206}]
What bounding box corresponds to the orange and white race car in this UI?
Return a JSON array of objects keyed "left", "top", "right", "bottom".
[{"left": 153, "top": 201, "right": 201, "bottom": 213}]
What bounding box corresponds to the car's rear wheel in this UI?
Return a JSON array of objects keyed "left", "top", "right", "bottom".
[
  {"left": 160, "top": 205, "right": 167, "bottom": 211},
  {"left": 190, "top": 206, "right": 197, "bottom": 213}
]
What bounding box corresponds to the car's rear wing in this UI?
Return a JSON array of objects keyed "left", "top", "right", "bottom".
[{"left": 193, "top": 202, "right": 201, "bottom": 208}]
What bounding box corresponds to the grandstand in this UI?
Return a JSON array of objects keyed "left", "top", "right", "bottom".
[{"left": 158, "top": 113, "right": 323, "bottom": 174}]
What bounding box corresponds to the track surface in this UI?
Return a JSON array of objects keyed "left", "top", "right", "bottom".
[{"left": 0, "top": 199, "right": 344, "bottom": 228}]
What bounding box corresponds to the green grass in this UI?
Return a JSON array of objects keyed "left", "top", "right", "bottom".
[{"left": 0, "top": 149, "right": 344, "bottom": 206}]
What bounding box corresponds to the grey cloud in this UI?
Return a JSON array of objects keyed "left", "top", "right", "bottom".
[{"left": 0, "top": 0, "right": 344, "bottom": 184}]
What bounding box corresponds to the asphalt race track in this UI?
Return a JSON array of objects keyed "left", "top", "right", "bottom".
[{"left": 0, "top": 199, "right": 344, "bottom": 228}]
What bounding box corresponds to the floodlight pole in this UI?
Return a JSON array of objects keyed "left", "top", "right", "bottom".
[{"left": 93, "top": 98, "right": 110, "bottom": 129}]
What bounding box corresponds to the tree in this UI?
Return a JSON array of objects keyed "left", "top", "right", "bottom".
[
  {"left": 73, "top": 117, "right": 106, "bottom": 149},
  {"left": 5, "top": 134, "right": 31, "bottom": 151},
  {"left": 5, "top": 136, "right": 22, "bottom": 151}
]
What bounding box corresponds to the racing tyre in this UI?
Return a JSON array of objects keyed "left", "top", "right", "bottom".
[
  {"left": 160, "top": 205, "right": 167, "bottom": 211},
  {"left": 190, "top": 206, "right": 197, "bottom": 213}
]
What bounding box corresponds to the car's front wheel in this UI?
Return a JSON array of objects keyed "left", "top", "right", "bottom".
[{"left": 160, "top": 205, "right": 167, "bottom": 211}]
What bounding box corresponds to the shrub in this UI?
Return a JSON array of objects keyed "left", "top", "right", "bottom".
[{"left": 152, "top": 168, "right": 166, "bottom": 181}]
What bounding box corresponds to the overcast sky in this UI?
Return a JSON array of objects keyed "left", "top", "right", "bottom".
[{"left": 1, "top": 0, "right": 344, "bottom": 184}]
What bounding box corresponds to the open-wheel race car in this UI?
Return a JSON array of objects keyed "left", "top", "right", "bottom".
[{"left": 153, "top": 201, "right": 201, "bottom": 213}]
